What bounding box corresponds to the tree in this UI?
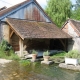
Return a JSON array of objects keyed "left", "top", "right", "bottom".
[
  {"left": 75, "top": 0, "right": 80, "bottom": 9},
  {"left": 71, "top": 0, "right": 80, "bottom": 20},
  {"left": 45, "top": 0, "right": 72, "bottom": 27},
  {"left": 71, "top": 8, "right": 80, "bottom": 20}
]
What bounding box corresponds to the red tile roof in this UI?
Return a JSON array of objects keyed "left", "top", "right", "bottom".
[{"left": 6, "top": 18, "right": 71, "bottom": 39}]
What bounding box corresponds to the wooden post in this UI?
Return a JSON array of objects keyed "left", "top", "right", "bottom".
[{"left": 19, "top": 38, "right": 23, "bottom": 57}]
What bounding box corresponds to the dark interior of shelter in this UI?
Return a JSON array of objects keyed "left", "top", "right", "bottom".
[{"left": 24, "top": 39, "right": 68, "bottom": 52}]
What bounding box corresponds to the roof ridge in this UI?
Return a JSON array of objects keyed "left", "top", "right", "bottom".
[
  {"left": 7, "top": 18, "right": 51, "bottom": 23},
  {"left": 0, "top": 0, "right": 30, "bottom": 19},
  {"left": 0, "top": 0, "right": 27, "bottom": 12},
  {"left": 69, "top": 19, "right": 80, "bottom": 22}
]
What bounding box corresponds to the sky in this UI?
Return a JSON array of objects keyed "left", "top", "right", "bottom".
[
  {"left": 0, "top": 0, "right": 76, "bottom": 9},
  {"left": 0, "top": 0, "right": 47, "bottom": 8}
]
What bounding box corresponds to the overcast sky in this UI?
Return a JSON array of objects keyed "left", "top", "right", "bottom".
[
  {"left": 0, "top": 0, "right": 76, "bottom": 9},
  {"left": 0, "top": 0, "right": 47, "bottom": 8}
]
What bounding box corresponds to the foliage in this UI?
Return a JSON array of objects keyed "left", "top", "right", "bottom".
[
  {"left": 43, "top": 50, "right": 50, "bottom": 56},
  {"left": 71, "top": 0, "right": 80, "bottom": 20},
  {"left": 0, "top": 40, "right": 12, "bottom": 51},
  {"left": 50, "top": 51, "right": 66, "bottom": 63},
  {"left": 19, "top": 60, "right": 31, "bottom": 66},
  {"left": 65, "top": 50, "right": 80, "bottom": 59},
  {"left": 71, "top": 8, "right": 80, "bottom": 20},
  {"left": 7, "top": 50, "right": 20, "bottom": 60},
  {"left": 52, "top": 51, "right": 66, "bottom": 58},
  {"left": 32, "top": 50, "right": 38, "bottom": 54},
  {"left": 0, "top": 40, "right": 20, "bottom": 60},
  {"left": 45, "top": 0, "right": 72, "bottom": 27},
  {"left": 75, "top": 0, "right": 80, "bottom": 9}
]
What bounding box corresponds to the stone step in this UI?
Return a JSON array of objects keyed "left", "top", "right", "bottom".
[
  {"left": 41, "top": 61, "right": 53, "bottom": 65},
  {"left": 59, "top": 63, "right": 80, "bottom": 71}
]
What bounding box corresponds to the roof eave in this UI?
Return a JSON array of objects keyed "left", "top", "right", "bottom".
[{"left": 6, "top": 19, "right": 24, "bottom": 40}]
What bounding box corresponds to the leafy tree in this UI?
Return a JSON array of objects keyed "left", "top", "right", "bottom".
[
  {"left": 71, "top": 0, "right": 80, "bottom": 20},
  {"left": 71, "top": 8, "right": 80, "bottom": 20},
  {"left": 45, "top": 0, "right": 72, "bottom": 27},
  {"left": 75, "top": 0, "right": 80, "bottom": 9}
]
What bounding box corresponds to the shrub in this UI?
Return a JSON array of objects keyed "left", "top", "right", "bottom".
[
  {"left": 0, "top": 40, "right": 12, "bottom": 51},
  {"left": 0, "top": 40, "right": 20, "bottom": 60},
  {"left": 65, "top": 50, "right": 80, "bottom": 59}
]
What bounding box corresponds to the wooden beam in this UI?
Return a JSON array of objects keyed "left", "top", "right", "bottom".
[
  {"left": 10, "top": 31, "right": 14, "bottom": 38},
  {"left": 59, "top": 39, "right": 66, "bottom": 50},
  {"left": 19, "top": 38, "right": 23, "bottom": 57}
]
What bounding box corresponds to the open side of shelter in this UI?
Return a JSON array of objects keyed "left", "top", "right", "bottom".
[{"left": 4, "top": 18, "right": 71, "bottom": 57}]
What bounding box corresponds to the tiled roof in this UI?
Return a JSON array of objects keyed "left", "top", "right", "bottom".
[
  {"left": 6, "top": 18, "right": 71, "bottom": 39},
  {"left": 0, "top": 0, "right": 30, "bottom": 17},
  {"left": 70, "top": 19, "right": 80, "bottom": 32}
]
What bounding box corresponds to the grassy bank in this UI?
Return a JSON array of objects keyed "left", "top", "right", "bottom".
[
  {"left": 0, "top": 50, "right": 20, "bottom": 60},
  {"left": 50, "top": 51, "right": 66, "bottom": 63},
  {"left": 0, "top": 40, "right": 20, "bottom": 60}
]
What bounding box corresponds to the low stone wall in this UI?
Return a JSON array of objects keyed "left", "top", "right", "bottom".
[{"left": 59, "top": 63, "right": 80, "bottom": 71}]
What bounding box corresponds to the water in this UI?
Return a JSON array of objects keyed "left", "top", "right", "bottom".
[{"left": 0, "top": 61, "right": 80, "bottom": 80}]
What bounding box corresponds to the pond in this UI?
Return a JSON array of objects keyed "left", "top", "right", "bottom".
[{"left": 0, "top": 61, "right": 80, "bottom": 80}]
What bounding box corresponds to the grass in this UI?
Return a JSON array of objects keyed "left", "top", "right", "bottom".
[
  {"left": 50, "top": 51, "right": 66, "bottom": 63},
  {"left": 51, "top": 51, "right": 66, "bottom": 58},
  {"left": 0, "top": 50, "right": 20, "bottom": 60},
  {"left": 0, "top": 40, "right": 20, "bottom": 61},
  {"left": 19, "top": 60, "right": 31, "bottom": 66}
]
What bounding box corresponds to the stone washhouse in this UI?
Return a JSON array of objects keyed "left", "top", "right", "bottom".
[{"left": 0, "top": 0, "right": 71, "bottom": 57}]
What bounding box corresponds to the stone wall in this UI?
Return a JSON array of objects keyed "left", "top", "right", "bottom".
[{"left": 62, "top": 22, "right": 80, "bottom": 51}]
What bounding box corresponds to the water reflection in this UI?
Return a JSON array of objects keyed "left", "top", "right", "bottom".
[{"left": 0, "top": 61, "right": 80, "bottom": 80}]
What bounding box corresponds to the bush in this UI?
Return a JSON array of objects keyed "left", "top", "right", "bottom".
[
  {"left": 0, "top": 40, "right": 12, "bottom": 51},
  {"left": 0, "top": 40, "right": 20, "bottom": 60},
  {"left": 65, "top": 50, "right": 80, "bottom": 59}
]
